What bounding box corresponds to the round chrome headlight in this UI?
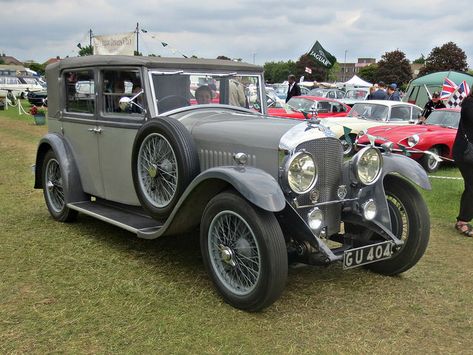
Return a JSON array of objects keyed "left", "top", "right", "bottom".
[
  {"left": 407, "top": 134, "right": 419, "bottom": 147},
  {"left": 354, "top": 147, "right": 382, "bottom": 185},
  {"left": 286, "top": 152, "right": 317, "bottom": 194}
]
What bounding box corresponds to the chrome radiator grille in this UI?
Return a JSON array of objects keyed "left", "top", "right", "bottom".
[{"left": 294, "top": 137, "right": 343, "bottom": 236}]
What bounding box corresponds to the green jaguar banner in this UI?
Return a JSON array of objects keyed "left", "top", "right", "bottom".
[{"left": 308, "top": 41, "right": 337, "bottom": 69}]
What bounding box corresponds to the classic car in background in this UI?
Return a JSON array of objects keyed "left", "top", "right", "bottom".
[
  {"left": 356, "top": 108, "right": 460, "bottom": 172},
  {"left": 308, "top": 87, "right": 346, "bottom": 100},
  {"left": 267, "top": 95, "right": 350, "bottom": 119},
  {"left": 340, "top": 88, "right": 370, "bottom": 107},
  {"left": 27, "top": 89, "right": 48, "bottom": 106},
  {"left": 0, "top": 75, "right": 44, "bottom": 98},
  {"left": 320, "top": 100, "right": 422, "bottom": 155},
  {"left": 34, "top": 56, "right": 430, "bottom": 311}
]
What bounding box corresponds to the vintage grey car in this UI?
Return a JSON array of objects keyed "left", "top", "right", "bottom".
[{"left": 34, "top": 56, "right": 430, "bottom": 311}]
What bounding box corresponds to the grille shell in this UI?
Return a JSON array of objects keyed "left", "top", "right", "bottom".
[{"left": 289, "top": 137, "right": 344, "bottom": 236}]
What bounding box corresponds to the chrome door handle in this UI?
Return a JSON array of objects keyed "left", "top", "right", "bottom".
[{"left": 88, "top": 127, "right": 102, "bottom": 134}]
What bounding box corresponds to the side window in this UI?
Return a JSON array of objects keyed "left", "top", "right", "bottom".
[
  {"left": 64, "top": 70, "right": 95, "bottom": 114},
  {"left": 390, "top": 106, "right": 411, "bottom": 121},
  {"left": 411, "top": 107, "right": 421, "bottom": 120},
  {"left": 102, "top": 70, "right": 144, "bottom": 115},
  {"left": 331, "top": 102, "right": 344, "bottom": 113},
  {"left": 318, "top": 101, "right": 331, "bottom": 113},
  {"left": 327, "top": 91, "right": 335, "bottom": 99}
]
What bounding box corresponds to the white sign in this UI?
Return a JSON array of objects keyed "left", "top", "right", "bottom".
[{"left": 93, "top": 32, "right": 135, "bottom": 55}]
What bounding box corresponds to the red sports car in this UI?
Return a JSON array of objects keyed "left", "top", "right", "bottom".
[
  {"left": 356, "top": 108, "right": 460, "bottom": 172},
  {"left": 268, "top": 95, "right": 350, "bottom": 120}
]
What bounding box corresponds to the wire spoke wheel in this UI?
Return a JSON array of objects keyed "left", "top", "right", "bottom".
[
  {"left": 208, "top": 210, "right": 261, "bottom": 296},
  {"left": 137, "top": 133, "right": 178, "bottom": 208},
  {"left": 41, "top": 150, "right": 77, "bottom": 222},
  {"left": 365, "top": 176, "right": 430, "bottom": 276},
  {"left": 200, "top": 192, "right": 287, "bottom": 311},
  {"left": 45, "top": 158, "right": 65, "bottom": 213}
]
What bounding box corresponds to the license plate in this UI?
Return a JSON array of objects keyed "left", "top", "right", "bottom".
[{"left": 343, "top": 241, "right": 394, "bottom": 269}]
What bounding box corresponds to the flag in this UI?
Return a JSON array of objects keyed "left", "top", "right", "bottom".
[
  {"left": 307, "top": 41, "right": 336, "bottom": 69},
  {"left": 305, "top": 67, "right": 312, "bottom": 74},
  {"left": 343, "top": 126, "right": 352, "bottom": 144},
  {"left": 440, "top": 77, "right": 457, "bottom": 100},
  {"left": 447, "top": 80, "right": 470, "bottom": 108}
]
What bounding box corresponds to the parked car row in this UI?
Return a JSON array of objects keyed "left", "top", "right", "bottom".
[
  {"left": 356, "top": 108, "right": 460, "bottom": 172},
  {"left": 35, "top": 56, "right": 431, "bottom": 312}
]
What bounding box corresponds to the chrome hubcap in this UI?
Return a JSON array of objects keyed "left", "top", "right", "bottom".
[{"left": 219, "top": 244, "right": 236, "bottom": 267}]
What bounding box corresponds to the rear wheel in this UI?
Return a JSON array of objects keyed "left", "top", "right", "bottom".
[
  {"left": 365, "top": 176, "right": 430, "bottom": 275},
  {"left": 42, "top": 150, "right": 78, "bottom": 222},
  {"left": 200, "top": 192, "right": 287, "bottom": 311}
]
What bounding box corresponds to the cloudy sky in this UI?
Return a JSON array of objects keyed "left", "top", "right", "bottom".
[{"left": 1, "top": 0, "right": 472, "bottom": 67}]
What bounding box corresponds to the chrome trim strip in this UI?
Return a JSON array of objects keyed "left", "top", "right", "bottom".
[
  {"left": 67, "top": 203, "right": 138, "bottom": 234},
  {"left": 293, "top": 198, "right": 358, "bottom": 209}
]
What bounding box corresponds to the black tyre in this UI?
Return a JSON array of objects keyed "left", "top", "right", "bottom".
[
  {"left": 132, "top": 117, "right": 199, "bottom": 219},
  {"left": 365, "top": 176, "right": 430, "bottom": 275},
  {"left": 42, "top": 150, "right": 78, "bottom": 222},
  {"left": 420, "top": 146, "right": 441, "bottom": 173},
  {"left": 200, "top": 191, "right": 288, "bottom": 312}
]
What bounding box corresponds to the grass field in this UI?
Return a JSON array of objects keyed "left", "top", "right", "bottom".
[{"left": 1, "top": 104, "right": 472, "bottom": 353}]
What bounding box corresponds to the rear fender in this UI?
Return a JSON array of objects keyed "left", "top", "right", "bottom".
[{"left": 34, "top": 133, "right": 87, "bottom": 203}]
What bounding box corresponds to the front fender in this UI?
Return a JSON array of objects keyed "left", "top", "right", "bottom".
[
  {"left": 192, "top": 166, "right": 286, "bottom": 212},
  {"left": 138, "top": 166, "right": 286, "bottom": 238},
  {"left": 34, "top": 133, "right": 86, "bottom": 203},
  {"left": 381, "top": 153, "right": 431, "bottom": 190}
]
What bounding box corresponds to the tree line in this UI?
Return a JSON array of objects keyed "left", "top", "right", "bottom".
[{"left": 264, "top": 41, "right": 470, "bottom": 89}]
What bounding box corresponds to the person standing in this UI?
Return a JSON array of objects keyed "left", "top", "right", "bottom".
[
  {"left": 369, "top": 81, "right": 388, "bottom": 100},
  {"left": 419, "top": 91, "right": 446, "bottom": 122},
  {"left": 452, "top": 87, "right": 473, "bottom": 237},
  {"left": 286, "top": 74, "right": 301, "bottom": 103},
  {"left": 387, "top": 83, "right": 401, "bottom": 101}
]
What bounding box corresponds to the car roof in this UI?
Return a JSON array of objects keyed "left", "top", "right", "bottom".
[
  {"left": 353, "top": 100, "right": 421, "bottom": 108},
  {"left": 296, "top": 95, "right": 344, "bottom": 103},
  {"left": 46, "top": 55, "right": 263, "bottom": 73}
]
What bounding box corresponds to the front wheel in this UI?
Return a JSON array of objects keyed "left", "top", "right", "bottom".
[
  {"left": 200, "top": 192, "right": 288, "bottom": 311},
  {"left": 420, "top": 146, "right": 441, "bottom": 173},
  {"left": 365, "top": 176, "right": 430, "bottom": 275}
]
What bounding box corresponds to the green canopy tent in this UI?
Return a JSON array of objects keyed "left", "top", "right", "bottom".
[{"left": 402, "top": 71, "right": 473, "bottom": 108}]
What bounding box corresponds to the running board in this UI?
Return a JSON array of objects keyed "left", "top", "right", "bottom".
[{"left": 68, "top": 201, "right": 163, "bottom": 235}]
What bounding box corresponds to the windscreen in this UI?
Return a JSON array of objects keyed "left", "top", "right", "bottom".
[{"left": 151, "top": 72, "right": 263, "bottom": 114}]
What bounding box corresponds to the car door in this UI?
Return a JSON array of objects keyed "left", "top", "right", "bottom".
[
  {"left": 96, "top": 68, "right": 146, "bottom": 205},
  {"left": 61, "top": 69, "right": 105, "bottom": 198}
]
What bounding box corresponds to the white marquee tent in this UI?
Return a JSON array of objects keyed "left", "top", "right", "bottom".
[{"left": 343, "top": 75, "right": 372, "bottom": 88}]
